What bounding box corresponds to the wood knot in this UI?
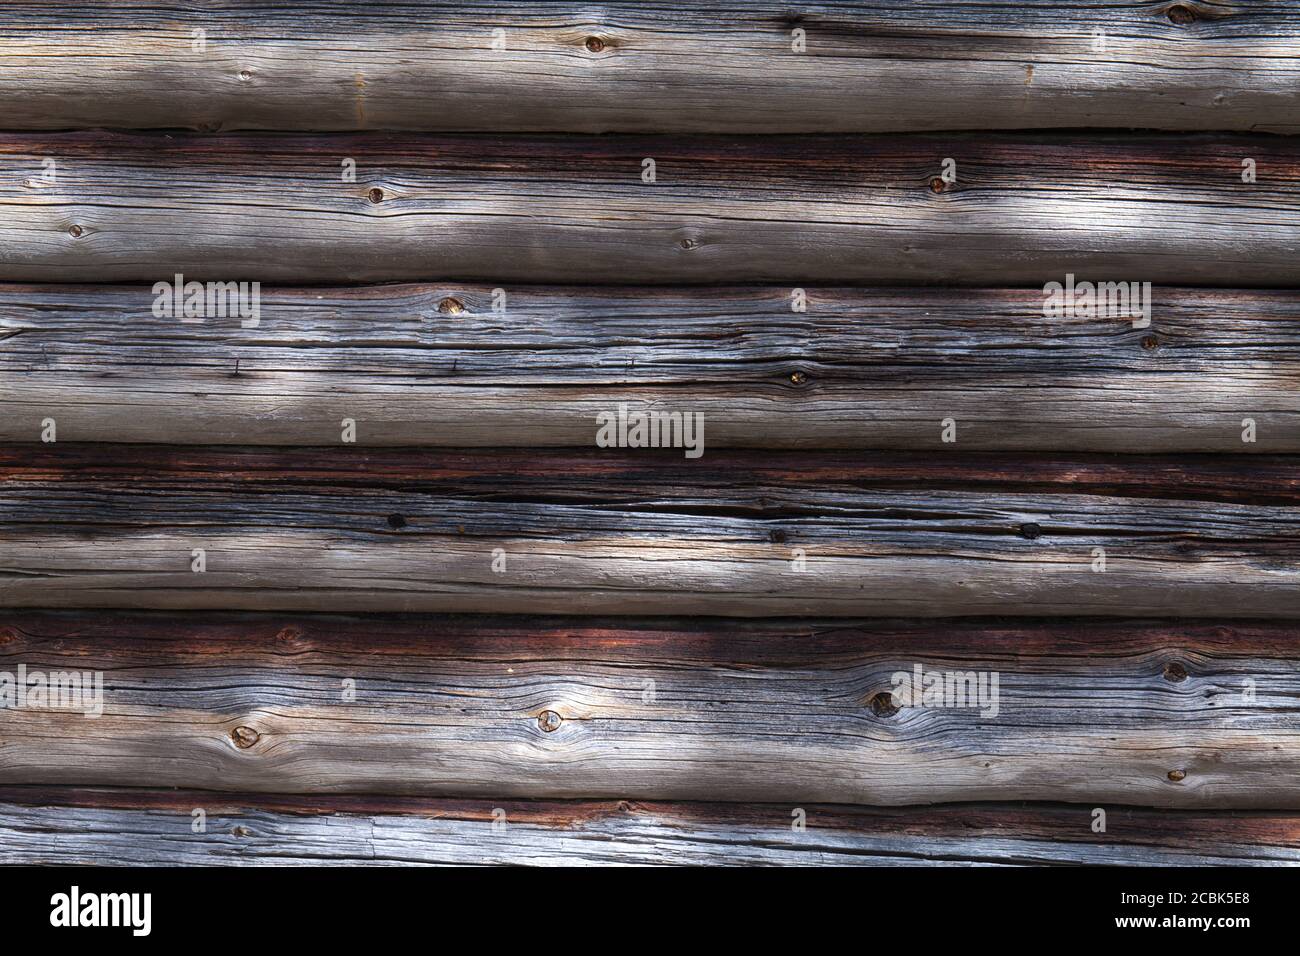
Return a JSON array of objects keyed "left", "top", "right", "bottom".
[
  {"left": 1166, "top": 4, "right": 1197, "bottom": 25},
  {"left": 537, "top": 710, "right": 562, "bottom": 732},
  {"left": 231, "top": 825, "right": 252, "bottom": 837},
  {"left": 386, "top": 513, "right": 407, "bottom": 529},
  {"left": 231, "top": 726, "right": 260, "bottom": 749},
  {"left": 869, "top": 691, "right": 899, "bottom": 718},
  {"left": 789, "top": 370, "right": 807, "bottom": 386},
  {"left": 1167, "top": 768, "right": 1186, "bottom": 782},
  {"left": 929, "top": 177, "right": 946, "bottom": 194},
  {"left": 584, "top": 36, "right": 606, "bottom": 53},
  {"left": 275, "top": 625, "right": 302, "bottom": 644},
  {"left": 0, "top": 628, "right": 16, "bottom": 645},
  {"left": 679, "top": 237, "right": 699, "bottom": 251},
  {"left": 768, "top": 529, "right": 787, "bottom": 544},
  {"left": 1141, "top": 334, "right": 1159, "bottom": 351},
  {"left": 1019, "top": 522, "right": 1042, "bottom": 540},
  {"left": 68, "top": 225, "right": 83, "bottom": 238},
  {"left": 367, "top": 187, "right": 384, "bottom": 204},
  {"left": 238, "top": 69, "right": 252, "bottom": 82},
  {"left": 1163, "top": 661, "right": 1188, "bottom": 682},
  {"left": 438, "top": 296, "right": 464, "bottom": 314}
]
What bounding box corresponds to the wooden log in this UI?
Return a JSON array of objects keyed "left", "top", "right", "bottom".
[
  {"left": 0, "top": 2, "right": 1297, "bottom": 135},
  {"left": 6, "top": 445, "right": 1299, "bottom": 504},
  {"left": 0, "top": 613, "right": 1295, "bottom": 808},
  {"left": 2, "top": 447, "right": 1299, "bottom": 616},
  {"left": 0, "top": 132, "right": 1297, "bottom": 285},
  {"left": 3, "top": 284, "right": 1300, "bottom": 452},
  {"left": 0, "top": 787, "right": 1296, "bottom": 866}
]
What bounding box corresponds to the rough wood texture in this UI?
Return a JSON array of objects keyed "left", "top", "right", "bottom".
[
  {"left": 0, "top": 788, "right": 1296, "bottom": 866},
  {"left": 0, "top": 613, "right": 1295, "bottom": 808},
  {"left": 7, "top": 445, "right": 1298, "bottom": 503},
  {"left": 0, "top": 2, "right": 1297, "bottom": 134},
  {"left": 2, "top": 447, "right": 1298, "bottom": 617},
  {"left": 4, "top": 284, "right": 1299, "bottom": 451},
  {"left": 2, "top": 132, "right": 1298, "bottom": 284}
]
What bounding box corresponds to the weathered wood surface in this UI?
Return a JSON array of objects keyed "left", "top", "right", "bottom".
[
  {"left": 2, "top": 132, "right": 1298, "bottom": 285},
  {"left": 7, "top": 445, "right": 1299, "bottom": 503},
  {"left": 2, "top": 447, "right": 1298, "bottom": 616},
  {"left": 4, "top": 284, "right": 1299, "bottom": 452},
  {"left": 0, "top": 788, "right": 1296, "bottom": 866},
  {"left": 0, "top": 613, "right": 1295, "bottom": 808},
  {"left": 0, "top": 2, "right": 1297, "bottom": 135}
]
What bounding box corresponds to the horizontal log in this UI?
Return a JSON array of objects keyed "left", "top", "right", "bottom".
[
  {"left": 6, "top": 445, "right": 1299, "bottom": 504},
  {"left": 3, "top": 284, "right": 1300, "bottom": 451},
  {"left": 0, "top": 613, "right": 1296, "bottom": 808},
  {"left": 2, "top": 448, "right": 1298, "bottom": 616},
  {"left": 1, "top": 132, "right": 1298, "bottom": 284},
  {"left": 0, "top": 788, "right": 1296, "bottom": 866},
  {"left": 0, "top": 2, "right": 1297, "bottom": 134}
]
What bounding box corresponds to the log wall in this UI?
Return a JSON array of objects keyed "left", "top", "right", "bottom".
[{"left": 0, "top": 0, "right": 1296, "bottom": 867}]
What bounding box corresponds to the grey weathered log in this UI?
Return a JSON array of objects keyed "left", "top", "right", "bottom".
[
  {"left": 2, "top": 132, "right": 1299, "bottom": 284},
  {"left": 0, "top": 788, "right": 1296, "bottom": 866},
  {"left": 0, "top": 2, "right": 1296, "bottom": 134},
  {"left": 3, "top": 284, "right": 1300, "bottom": 451},
  {"left": 2, "top": 447, "right": 1299, "bottom": 616},
  {"left": 0, "top": 613, "right": 1296, "bottom": 808}
]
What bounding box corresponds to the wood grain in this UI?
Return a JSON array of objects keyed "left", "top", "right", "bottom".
[
  {"left": 1, "top": 132, "right": 1298, "bottom": 284},
  {"left": 7, "top": 445, "right": 1299, "bottom": 504},
  {"left": 0, "top": 2, "right": 1297, "bottom": 134},
  {"left": 0, "top": 613, "right": 1295, "bottom": 808},
  {"left": 5, "top": 0, "right": 1294, "bottom": 870},
  {"left": 3, "top": 284, "right": 1299, "bottom": 451},
  {"left": 0, "top": 788, "right": 1296, "bottom": 866},
  {"left": 3, "top": 447, "right": 1298, "bottom": 616}
]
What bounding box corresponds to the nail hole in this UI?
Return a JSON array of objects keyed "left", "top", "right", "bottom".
[
  {"left": 386, "top": 513, "right": 407, "bottom": 530},
  {"left": 367, "top": 187, "right": 384, "bottom": 203},
  {"left": 438, "top": 296, "right": 464, "bottom": 314},
  {"left": 585, "top": 36, "right": 606, "bottom": 53},
  {"left": 869, "top": 691, "right": 899, "bottom": 718},
  {"left": 538, "top": 710, "right": 562, "bottom": 732},
  {"left": 1163, "top": 661, "right": 1188, "bottom": 682}
]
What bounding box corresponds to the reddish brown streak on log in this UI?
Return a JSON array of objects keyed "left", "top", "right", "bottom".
[
  {"left": 1, "top": 446, "right": 1298, "bottom": 506},
  {"left": 0, "top": 130, "right": 1294, "bottom": 178},
  {"left": 0, "top": 610, "right": 1295, "bottom": 668}
]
